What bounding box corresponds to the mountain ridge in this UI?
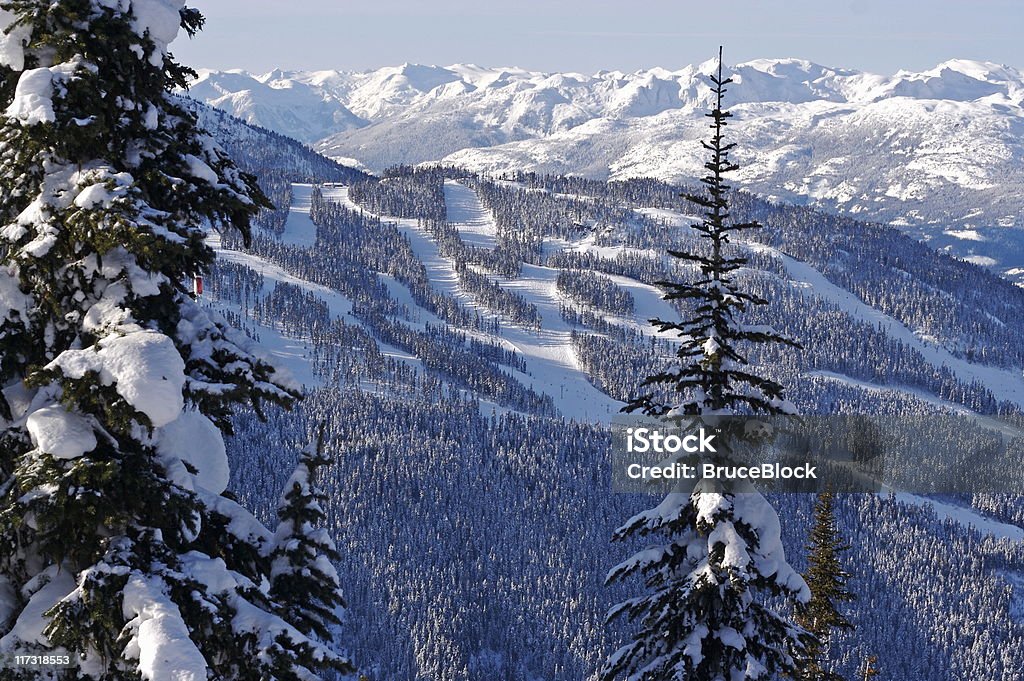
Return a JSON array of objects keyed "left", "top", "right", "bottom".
[
  {"left": 188, "top": 58, "right": 1024, "bottom": 283},
  {"left": 190, "top": 58, "right": 1024, "bottom": 136}
]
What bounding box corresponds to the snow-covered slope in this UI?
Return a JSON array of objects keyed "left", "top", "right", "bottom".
[
  {"left": 331, "top": 184, "right": 624, "bottom": 422},
  {"left": 189, "top": 59, "right": 1024, "bottom": 238}
]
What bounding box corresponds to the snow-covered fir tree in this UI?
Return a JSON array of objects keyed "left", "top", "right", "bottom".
[
  {"left": 603, "top": 49, "right": 812, "bottom": 681},
  {"left": 0, "top": 1, "right": 349, "bottom": 678},
  {"left": 795, "top": 490, "right": 854, "bottom": 681},
  {"left": 270, "top": 426, "right": 347, "bottom": 644}
]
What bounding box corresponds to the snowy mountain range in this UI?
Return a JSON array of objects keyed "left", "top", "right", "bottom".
[{"left": 189, "top": 59, "right": 1024, "bottom": 246}]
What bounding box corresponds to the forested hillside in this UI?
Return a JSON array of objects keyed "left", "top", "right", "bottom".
[{"left": 202, "top": 106, "right": 1024, "bottom": 681}]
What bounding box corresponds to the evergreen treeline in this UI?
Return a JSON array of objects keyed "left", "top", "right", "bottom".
[
  {"left": 224, "top": 390, "right": 1024, "bottom": 681},
  {"left": 348, "top": 169, "right": 447, "bottom": 221},
  {"left": 556, "top": 270, "right": 635, "bottom": 315}
]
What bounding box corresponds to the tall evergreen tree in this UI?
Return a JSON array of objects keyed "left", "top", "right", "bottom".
[
  {"left": 270, "top": 426, "right": 348, "bottom": 645},
  {"left": 0, "top": 2, "right": 347, "bottom": 678},
  {"left": 604, "top": 48, "right": 811, "bottom": 680},
  {"left": 795, "top": 489, "right": 854, "bottom": 681}
]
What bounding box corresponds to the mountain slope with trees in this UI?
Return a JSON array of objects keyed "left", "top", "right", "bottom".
[{"left": 193, "top": 112, "right": 1024, "bottom": 678}]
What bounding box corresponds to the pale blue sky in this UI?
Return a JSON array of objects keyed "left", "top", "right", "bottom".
[{"left": 174, "top": 1, "right": 1024, "bottom": 75}]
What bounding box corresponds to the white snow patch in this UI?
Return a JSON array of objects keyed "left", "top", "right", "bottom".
[
  {"left": 443, "top": 180, "right": 498, "bottom": 249},
  {"left": 6, "top": 59, "right": 91, "bottom": 127},
  {"left": 128, "top": 0, "right": 186, "bottom": 67},
  {"left": 121, "top": 572, "right": 209, "bottom": 681},
  {"left": 157, "top": 411, "right": 228, "bottom": 494},
  {"left": 26, "top": 405, "right": 97, "bottom": 460},
  {"left": 74, "top": 184, "right": 117, "bottom": 209},
  {"left": 0, "top": 265, "right": 29, "bottom": 319},
  {"left": 6, "top": 67, "right": 56, "bottom": 125},
  {"left": 50, "top": 331, "right": 185, "bottom": 427},
  {"left": 72, "top": 170, "right": 135, "bottom": 210},
  {"left": 183, "top": 154, "right": 218, "bottom": 185},
  {"left": 963, "top": 254, "right": 998, "bottom": 267},
  {"left": 0, "top": 564, "right": 77, "bottom": 651},
  {"left": 0, "top": 9, "right": 32, "bottom": 71},
  {"left": 944, "top": 229, "right": 986, "bottom": 242},
  {"left": 143, "top": 103, "right": 159, "bottom": 129}
]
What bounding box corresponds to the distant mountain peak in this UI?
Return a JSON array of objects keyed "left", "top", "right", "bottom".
[{"left": 189, "top": 58, "right": 1024, "bottom": 238}]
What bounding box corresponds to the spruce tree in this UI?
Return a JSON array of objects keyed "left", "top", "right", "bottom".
[
  {"left": 270, "top": 426, "right": 348, "bottom": 645},
  {"left": 604, "top": 48, "right": 811, "bottom": 680},
  {"left": 795, "top": 489, "right": 854, "bottom": 681},
  {"left": 0, "top": 2, "right": 347, "bottom": 678}
]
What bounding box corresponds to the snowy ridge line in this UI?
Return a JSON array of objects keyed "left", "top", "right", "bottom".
[{"left": 193, "top": 60, "right": 1024, "bottom": 286}]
